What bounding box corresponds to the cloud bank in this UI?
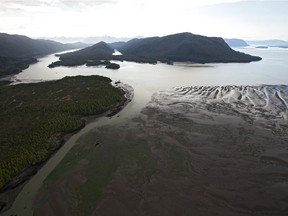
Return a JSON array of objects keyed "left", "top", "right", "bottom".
[{"left": 0, "top": 0, "right": 287, "bottom": 40}]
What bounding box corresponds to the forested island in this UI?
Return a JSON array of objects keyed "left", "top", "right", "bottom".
[
  {"left": 52, "top": 32, "right": 261, "bottom": 67},
  {"left": 48, "top": 42, "right": 121, "bottom": 69},
  {"left": 0, "top": 76, "right": 126, "bottom": 192},
  {"left": 113, "top": 32, "right": 261, "bottom": 63}
]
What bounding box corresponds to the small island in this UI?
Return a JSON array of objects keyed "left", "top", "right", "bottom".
[
  {"left": 105, "top": 62, "right": 120, "bottom": 69},
  {"left": 48, "top": 42, "right": 121, "bottom": 69},
  {"left": 48, "top": 59, "right": 120, "bottom": 69}
]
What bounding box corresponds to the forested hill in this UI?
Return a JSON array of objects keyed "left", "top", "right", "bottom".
[
  {"left": 0, "top": 33, "right": 86, "bottom": 58},
  {"left": 59, "top": 41, "right": 115, "bottom": 61},
  {"left": 112, "top": 32, "right": 261, "bottom": 63},
  {"left": 47, "top": 41, "right": 120, "bottom": 69},
  {"left": 0, "top": 33, "right": 87, "bottom": 77}
]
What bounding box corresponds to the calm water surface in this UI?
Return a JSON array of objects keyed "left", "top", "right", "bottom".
[
  {"left": 3, "top": 47, "right": 288, "bottom": 216},
  {"left": 14, "top": 47, "right": 288, "bottom": 86},
  {"left": 13, "top": 47, "right": 288, "bottom": 113}
]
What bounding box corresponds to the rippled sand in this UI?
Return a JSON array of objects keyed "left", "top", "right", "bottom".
[{"left": 34, "top": 85, "right": 288, "bottom": 216}]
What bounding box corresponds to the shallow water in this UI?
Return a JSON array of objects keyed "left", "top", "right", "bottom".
[{"left": 2, "top": 47, "right": 288, "bottom": 215}]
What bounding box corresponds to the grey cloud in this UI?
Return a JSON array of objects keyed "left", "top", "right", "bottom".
[
  {"left": 60, "top": 0, "right": 118, "bottom": 7},
  {"left": 0, "top": 0, "right": 51, "bottom": 7},
  {"left": 0, "top": 0, "right": 117, "bottom": 10}
]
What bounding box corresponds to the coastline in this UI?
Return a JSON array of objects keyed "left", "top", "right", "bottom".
[{"left": 0, "top": 81, "right": 134, "bottom": 213}]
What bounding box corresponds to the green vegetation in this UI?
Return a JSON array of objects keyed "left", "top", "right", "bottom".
[
  {"left": 0, "top": 75, "right": 125, "bottom": 189},
  {"left": 112, "top": 55, "right": 158, "bottom": 64},
  {"left": 52, "top": 42, "right": 121, "bottom": 69},
  {"left": 49, "top": 59, "right": 120, "bottom": 70},
  {"left": 105, "top": 62, "right": 120, "bottom": 69},
  {"left": 0, "top": 56, "right": 37, "bottom": 76},
  {"left": 48, "top": 59, "right": 87, "bottom": 68}
]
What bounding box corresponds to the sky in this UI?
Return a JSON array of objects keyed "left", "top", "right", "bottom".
[{"left": 0, "top": 0, "right": 288, "bottom": 40}]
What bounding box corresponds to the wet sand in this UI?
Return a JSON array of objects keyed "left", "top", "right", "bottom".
[{"left": 33, "top": 85, "right": 288, "bottom": 216}]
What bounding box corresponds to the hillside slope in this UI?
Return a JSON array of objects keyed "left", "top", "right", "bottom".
[
  {"left": 116, "top": 33, "right": 261, "bottom": 63},
  {"left": 59, "top": 41, "right": 114, "bottom": 61},
  {"left": 0, "top": 33, "right": 87, "bottom": 76}
]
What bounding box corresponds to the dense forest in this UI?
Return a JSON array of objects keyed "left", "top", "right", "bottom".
[
  {"left": 0, "top": 56, "right": 37, "bottom": 76},
  {"left": 0, "top": 76, "right": 126, "bottom": 189},
  {"left": 112, "top": 32, "right": 261, "bottom": 63}
]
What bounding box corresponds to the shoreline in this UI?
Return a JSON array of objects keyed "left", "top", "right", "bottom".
[{"left": 0, "top": 81, "right": 134, "bottom": 213}]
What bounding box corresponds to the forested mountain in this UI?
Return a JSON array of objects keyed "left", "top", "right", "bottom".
[
  {"left": 0, "top": 33, "right": 86, "bottom": 58},
  {"left": 48, "top": 41, "right": 120, "bottom": 69},
  {"left": 59, "top": 41, "right": 114, "bottom": 61},
  {"left": 0, "top": 33, "right": 87, "bottom": 76},
  {"left": 113, "top": 33, "right": 261, "bottom": 63}
]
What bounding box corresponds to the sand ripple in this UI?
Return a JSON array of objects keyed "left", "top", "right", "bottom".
[{"left": 149, "top": 85, "right": 288, "bottom": 130}]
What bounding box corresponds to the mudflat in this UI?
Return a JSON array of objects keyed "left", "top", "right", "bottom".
[{"left": 34, "top": 85, "right": 288, "bottom": 216}]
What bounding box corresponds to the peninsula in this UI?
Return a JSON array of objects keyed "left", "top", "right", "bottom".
[{"left": 0, "top": 33, "right": 87, "bottom": 77}]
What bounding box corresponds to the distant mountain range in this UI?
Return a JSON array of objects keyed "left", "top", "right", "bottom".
[
  {"left": 224, "top": 39, "right": 249, "bottom": 47},
  {"left": 247, "top": 40, "right": 288, "bottom": 48},
  {"left": 40, "top": 35, "right": 288, "bottom": 49},
  {"left": 224, "top": 38, "right": 288, "bottom": 48},
  {"left": 54, "top": 32, "right": 261, "bottom": 67},
  {"left": 0, "top": 33, "right": 87, "bottom": 58},
  {"left": 40, "top": 36, "right": 137, "bottom": 44},
  {"left": 0, "top": 33, "right": 88, "bottom": 76}
]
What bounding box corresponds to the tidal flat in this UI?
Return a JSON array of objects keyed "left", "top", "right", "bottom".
[{"left": 34, "top": 85, "right": 288, "bottom": 216}]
